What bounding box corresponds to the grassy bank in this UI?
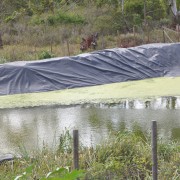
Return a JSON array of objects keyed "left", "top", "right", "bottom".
[
  {"left": 0, "top": 129, "right": 180, "bottom": 179},
  {"left": 0, "top": 77, "right": 180, "bottom": 109}
]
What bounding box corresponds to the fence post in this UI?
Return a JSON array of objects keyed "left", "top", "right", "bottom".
[
  {"left": 0, "top": 32, "right": 3, "bottom": 49},
  {"left": 163, "top": 30, "right": 165, "bottom": 43},
  {"left": 73, "top": 130, "right": 79, "bottom": 170},
  {"left": 101, "top": 32, "right": 105, "bottom": 49},
  {"left": 66, "top": 40, "right": 70, "bottom": 56},
  {"left": 152, "top": 120, "right": 158, "bottom": 180},
  {"left": 177, "top": 24, "right": 180, "bottom": 42},
  {"left": 133, "top": 26, "right": 136, "bottom": 45},
  {"left": 50, "top": 38, "right": 53, "bottom": 53}
]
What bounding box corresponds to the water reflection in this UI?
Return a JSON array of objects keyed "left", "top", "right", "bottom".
[
  {"left": 172, "top": 128, "right": 180, "bottom": 140},
  {"left": 82, "top": 96, "right": 180, "bottom": 109},
  {"left": 0, "top": 96, "right": 180, "bottom": 154}
]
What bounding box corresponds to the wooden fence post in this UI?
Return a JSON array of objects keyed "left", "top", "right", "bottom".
[
  {"left": 73, "top": 130, "right": 79, "bottom": 170},
  {"left": 177, "top": 24, "right": 180, "bottom": 42},
  {"left": 152, "top": 120, "right": 158, "bottom": 180},
  {"left": 66, "top": 40, "right": 70, "bottom": 56},
  {"left": 50, "top": 38, "right": 53, "bottom": 53},
  {"left": 163, "top": 29, "right": 165, "bottom": 43},
  {"left": 0, "top": 32, "right": 3, "bottom": 49}
]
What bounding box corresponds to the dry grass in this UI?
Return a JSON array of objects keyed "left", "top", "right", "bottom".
[
  {"left": 0, "top": 43, "right": 83, "bottom": 63},
  {"left": 1, "top": 19, "right": 179, "bottom": 63}
]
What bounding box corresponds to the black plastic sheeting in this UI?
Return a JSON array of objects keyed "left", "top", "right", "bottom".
[{"left": 0, "top": 43, "right": 180, "bottom": 96}]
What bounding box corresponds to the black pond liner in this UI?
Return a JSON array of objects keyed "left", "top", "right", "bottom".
[{"left": 0, "top": 43, "right": 180, "bottom": 96}]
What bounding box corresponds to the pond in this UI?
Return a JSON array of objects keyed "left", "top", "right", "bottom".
[{"left": 0, "top": 96, "right": 180, "bottom": 155}]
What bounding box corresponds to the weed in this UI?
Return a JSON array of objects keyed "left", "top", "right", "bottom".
[
  {"left": 57, "top": 129, "right": 73, "bottom": 154},
  {"left": 38, "top": 50, "right": 54, "bottom": 59},
  {"left": 0, "top": 129, "right": 180, "bottom": 179}
]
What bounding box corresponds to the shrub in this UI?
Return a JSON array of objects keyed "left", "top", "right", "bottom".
[
  {"left": 38, "top": 50, "right": 54, "bottom": 59},
  {"left": 0, "top": 57, "right": 7, "bottom": 64},
  {"left": 117, "top": 33, "right": 143, "bottom": 48},
  {"left": 30, "top": 12, "right": 86, "bottom": 26}
]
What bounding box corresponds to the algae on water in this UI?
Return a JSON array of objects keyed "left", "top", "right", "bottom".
[{"left": 0, "top": 77, "right": 180, "bottom": 109}]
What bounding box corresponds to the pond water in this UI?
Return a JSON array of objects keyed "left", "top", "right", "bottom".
[{"left": 0, "top": 97, "right": 180, "bottom": 155}]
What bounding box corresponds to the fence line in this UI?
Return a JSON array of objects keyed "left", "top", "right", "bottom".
[
  {"left": 73, "top": 120, "right": 158, "bottom": 179},
  {"left": 163, "top": 30, "right": 174, "bottom": 43},
  {"left": 163, "top": 27, "right": 179, "bottom": 34}
]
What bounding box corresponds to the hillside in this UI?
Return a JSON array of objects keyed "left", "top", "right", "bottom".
[{"left": 0, "top": 0, "right": 180, "bottom": 63}]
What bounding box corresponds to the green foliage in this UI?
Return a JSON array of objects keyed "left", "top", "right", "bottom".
[
  {"left": 94, "top": 14, "right": 116, "bottom": 33},
  {"left": 0, "top": 0, "right": 173, "bottom": 39},
  {"left": 30, "top": 12, "right": 85, "bottom": 25},
  {"left": 0, "top": 57, "right": 7, "bottom": 64},
  {"left": 84, "top": 130, "right": 180, "bottom": 179},
  {"left": 86, "top": 130, "right": 152, "bottom": 179},
  {"left": 44, "top": 167, "right": 84, "bottom": 180},
  {"left": 15, "top": 166, "right": 84, "bottom": 180},
  {"left": 57, "top": 129, "right": 73, "bottom": 153},
  {"left": 178, "top": 0, "right": 180, "bottom": 8},
  {"left": 0, "top": 129, "right": 180, "bottom": 179},
  {"left": 133, "top": 13, "right": 143, "bottom": 25},
  {"left": 47, "top": 12, "right": 85, "bottom": 25},
  {"left": 0, "top": 0, "right": 176, "bottom": 64},
  {"left": 14, "top": 165, "right": 34, "bottom": 180},
  {"left": 124, "top": 0, "right": 167, "bottom": 20},
  {"left": 30, "top": 15, "right": 46, "bottom": 24},
  {"left": 38, "top": 50, "right": 54, "bottom": 59},
  {"left": 124, "top": 0, "right": 144, "bottom": 18},
  {"left": 159, "top": 18, "right": 171, "bottom": 26},
  {"left": 5, "top": 11, "right": 21, "bottom": 23},
  {"left": 95, "top": 0, "right": 119, "bottom": 8}
]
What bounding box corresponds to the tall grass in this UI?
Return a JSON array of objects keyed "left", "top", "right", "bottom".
[
  {"left": 0, "top": 43, "right": 81, "bottom": 63},
  {"left": 0, "top": 129, "right": 180, "bottom": 179}
]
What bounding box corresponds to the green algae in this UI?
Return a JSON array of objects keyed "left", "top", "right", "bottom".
[{"left": 0, "top": 77, "right": 180, "bottom": 109}]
